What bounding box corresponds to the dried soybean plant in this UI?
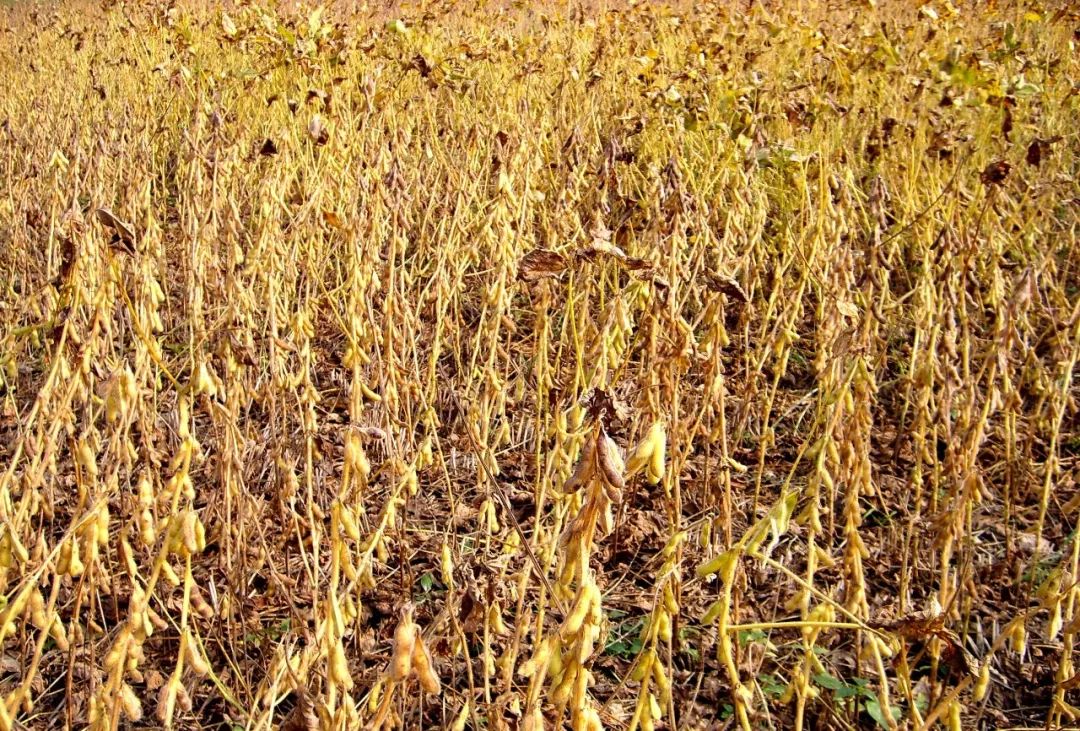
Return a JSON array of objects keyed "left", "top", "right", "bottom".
[
  {"left": 521, "top": 417, "right": 622, "bottom": 731},
  {"left": 367, "top": 603, "right": 441, "bottom": 730},
  {"left": 521, "top": 407, "right": 669, "bottom": 731},
  {"left": 0, "top": 1, "right": 1079, "bottom": 730}
]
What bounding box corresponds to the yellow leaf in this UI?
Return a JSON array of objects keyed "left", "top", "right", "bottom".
[
  {"left": 221, "top": 12, "right": 237, "bottom": 39},
  {"left": 308, "top": 6, "right": 324, "bottom": 37}
]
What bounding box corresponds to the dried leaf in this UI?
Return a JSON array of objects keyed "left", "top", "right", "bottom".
[
  {"left": 1014, "top": 531, "right": 1053, "bottom": 556},
  {"left": 704, "top": 272, "right": 749, "bottom": 303},
  {"left": 411, "top": 54, "right": 433, "bottom": 77},
  {"left": 1026, "top": 136, "right": 1061, "bottom": 168},
  {"left": 281, "top": 687, "right": 319, "bottom": 731},
  {"left": 870, "top": 601, "right": 977, "bottom": 678},
  {"left": 306, "top": 88, "right": 330, "bottom": 109},
  {"left": 259, "top": 138, "right": 279, "bottom": 156},
  {"left": 869, "top": 603, "right": 945, "bottom": 639},
  {"left": 979, "top": 160, "right": 1010, "bottom": 186},
  {"left": 308, "top": 115, "right": 329, "bottom": 146},
  {"left": 221, "top": 12, "right": 237, "bottom": 39},
  {"left": 583, "top": 388, "right": 631, "bottom": 426},
  {"left": 589, "top": 212, "right": 612, "bottom": 246},
  {"left": 95, "top": 208, "right": 136, "bottom": 254},
  {"left": 517, "top": 249, "right": 567, "bottom": 281},
  {"left": 1026, "top": 139, "right": 1042, "bottom": 167},
  {"left": 576, "top": 240, "right": 620, "bottom": 261},
  {"left": 937, "top": 628, "right": 979, "bottom": 678},
  {"left": 357, "top": 426, "right": 388, "bottom": 440},
  {"left": 623, "top": 257, "right": 652, "bottom": 271}
]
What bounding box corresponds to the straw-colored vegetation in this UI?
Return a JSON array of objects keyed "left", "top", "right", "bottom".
[{"left": 0, "top": 0, "right": 1078, "bottom": 728}]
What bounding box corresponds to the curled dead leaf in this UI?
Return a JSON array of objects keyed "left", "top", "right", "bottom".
[
  {"left": 281, "top": 687, "right": 320, "bottom": 731},
  {"left": 410, "top": 54, "right": 433, "bottom": 77},
  {"left": 517, "top": 249, "right": 567, "bottom": 281},
  {"left": 870, "top": 601, "right": 978, "bottom": 679},
  {"left": 577, "top": 240, "right": 651, "bottom": 273},
  {"left": 979, "top": 160, "right": 1010, "bottom": 187},
  {"left": 306, "top": 88, "right": 330, "bottom": 110},
  {"left": 937, "top": 628, "right": 979, "bottom": 678},
  {"left": 1014, "top": 531, "right": 1053, "bottom": 556},
  {"left": 221, "top": 12, "right": 237, "bottom": 40},
  {"left": 95, "top": 208, "right": 136, "bottom": 254},
  {"left": 308, "top": 115, "right": 329, "bottom": 146},
  {"left": 1026, "top": 136, "right": 1061, "bottom": 168},
  {"left": 356, "top": 425, "right": 388, "bottom": 441},
  {"left": 589, "top": 212, "right": 612, "bottom": 245},
  {"left": 704, "top": 271, "right": 749, "bottom": 303},
  {"left": 576, "top": 239, "right": 625, "bottom": 262},
  {"left": 869, "top": 603, "right": 945, "bottom": 639}
]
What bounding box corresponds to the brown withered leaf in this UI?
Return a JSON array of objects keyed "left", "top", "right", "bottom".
[
  {"left": 583, "top": 388, "right": 614, "bottom": 424},
  {"left": 869, "top": 607, "right": 945, "bottom": 639},
  {"left": 306, "top": 88, "right": 330, "bottom": 110},
  {"left": 410, "top": 54, "right": 433, "bottom": 77},
  {"left": 870, "top": 603, "right": 978, "bottom": 679},
  {"left": 308, "top": 115, "right": 329, "bottom": 146},
  {"left": 95, "top": 207, "right": 136, "bottom": 254},
  {"left": 648, "top": 274, "right": 672, "bottom": 295},
  {"left": 518, "top": 249, "right": 568, "bottom": 281},
  {"left": 589, "top": 211, "right": 612, "bottom": 245},
  {"left": 704, "top": 271, "right": 750, "bottom": 303},
  {"left": 937, "top": 628, "right": 979, "bottom": 678},
  {"left": 1014, "top": 530, "right": 1053, "bottom": 556},
  {"left": 1026, "top": 139, "right": 1043, "bottom": 167},
  {"left": 582, "top": 387, "right": 632, "bottom": 428},
  {"left": 356, "top": 426, "right": 388, "bottom": 441},
  {"left": 1026, "top": 136, "right": 1062, "bottom": 168},
  {"left": 281, "top": 687, "right": 319, "bottom": 731},
  {"left": 979, "top": 160, "right": 1010, "bottom": 187},
  {"left": 458, "top": 584, "right": 484, "bottom": 635},
  {"left": 259, "top": 138, "right": 278, "bottom": 156},
  {"left": 575, "top": 242, "right": 611, "bottom": 262},
  {"left": 575, "top": 240, "right": 651, "bottom": 273}
]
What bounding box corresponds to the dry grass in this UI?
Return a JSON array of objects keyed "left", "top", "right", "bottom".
[{"left": 0, "top": 0, "right": 1079, "bottom": 729}]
